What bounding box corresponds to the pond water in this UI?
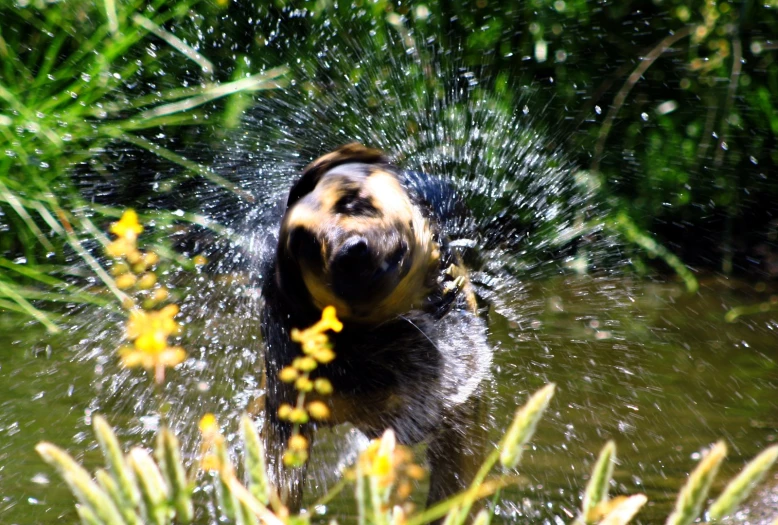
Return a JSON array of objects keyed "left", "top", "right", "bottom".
[{"left": 2, "top": 276, "right": 777, "bottom": 524}]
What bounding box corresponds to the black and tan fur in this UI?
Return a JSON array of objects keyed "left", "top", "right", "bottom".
[{"left": 261, "top": 143, "right": 492, "bottom": 509}]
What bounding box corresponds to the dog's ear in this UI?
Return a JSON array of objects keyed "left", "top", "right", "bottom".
[{"left": 287, "top": 143, "right": 389, "bottom": 207}]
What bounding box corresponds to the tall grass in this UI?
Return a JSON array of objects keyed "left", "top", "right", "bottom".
[{"left": 0, "top": 0, "right": 286, "bottom": 329}]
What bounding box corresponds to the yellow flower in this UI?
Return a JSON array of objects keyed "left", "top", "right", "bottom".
[
  {"left": 134, "top": 330, "right": 167, "bottom": 354},
  {"left": 121, "top": 305, "right": 185, "bottom": 376},
  {"left": 288, "top": 435, "right": 309, "bottom": 451},
  {"left": 291, "top": 306, "right": 343, "bottom": 345},
  {"left": 295, "top": 376, "right": 313, "bottom": 392},
  {"left": 110, "top": 262, "right": 130, "bottom": 276},
  {"left": 319, "top": 306, "right": 343, "bottom": 332},
  {"left": 201, "top": 453, "right": 221, "bottom": 472},
  {"left": 143, "top": 251, "right": 160, "bottom": 267},
  {"left": 359, "top": 429, "right": 397, "bottom": 487},
  {"left": 313, "top": 348, "right": 336, "bottom": 364},
  {"left": 110, "top": 209, "right": 143, "bottom": 240},
  {"left": 115, "top": 273, "right": 137, "bottom": 290},
  {"left": 199, "top": 413, "right": 219, "bottom": 436},
  {"left": 283, "top": 449, "right": 308, "bottom": 468},
  {"left": 307, "top": 400, "right": 330, "bottom": 420},
  {"left": 278, "top": 366, "right": 299, "bottom": 383},
  {"left": 293, "top": 356, "right": 317, "bottom": 372},
  {"left": 198, "top": 414, "right": 224, "bottom": 471},
  {"left": 137, "top": 273, "right": 157, "bottom": 290},
  {"left": 277, "top": 403, "right": 294, "bottom": 421},
  {"left": 299, "top": 333, "right": 328, "bottom": 354},
  {"left": 289, "top": 408, "right": 309, "bottom": 424},
  {"left": 374, "top": 429, "right": 396, "bottom": 478},
  {"left": 314, "top": 378, "right": 333, "bottom": 395},
  {"left": 106, "top": 238, "right": 136, "bottom": 259},
  {"left": 126, "top": 305, "right": 179, "bottom": 341},
  {"left": 119, "top": 345, "right": 186, "bottom": 370}
]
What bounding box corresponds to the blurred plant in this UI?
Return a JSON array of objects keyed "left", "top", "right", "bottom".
[
  {"left": 37, "top": 211, "right": 778, "bottom": 523},
  {"left": 724, "top": 296, "right": 778, "bottom": 322},
  {"left": 34, "top": 383, "right": 778, "bottom": 525},
  {"left": 104, "top": 209, "right": 188, "bottom": 384},
  {"left": 276, "top": 305, "right": 342, "bottom": 468},
  {"left": 348, "top": 428, "right": 427, "bottom": 524}
]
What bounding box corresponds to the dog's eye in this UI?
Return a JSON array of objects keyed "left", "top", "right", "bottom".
[
  {"left": 288, "top": 227, "right": 322, "bottom": 263},
  {"left": 334, "top": 189, "right": 380, "bottom": 217}
]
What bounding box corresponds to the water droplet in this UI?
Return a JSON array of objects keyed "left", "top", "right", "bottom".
[{"left": 31, "top": 473, "right": 50, "bottom": 485}]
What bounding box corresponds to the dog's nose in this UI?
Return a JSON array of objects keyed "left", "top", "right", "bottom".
[{"left": 332, "top": 236, "right": 371, "bottom": 273}]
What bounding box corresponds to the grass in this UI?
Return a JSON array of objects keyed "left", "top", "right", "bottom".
[
  {"left": 0, "top": 0, "right": 287, "bottom": 330},
  {"left": 36, "top": 389, "right": 778, "bottom": 525}
]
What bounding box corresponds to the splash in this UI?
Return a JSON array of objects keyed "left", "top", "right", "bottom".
[{"left": 70, "top": 16, "right": 627, "bottom": 524}]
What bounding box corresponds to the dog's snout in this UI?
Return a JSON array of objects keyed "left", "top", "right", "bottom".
[{"left": 333, "top": 236, "right": 371, "bottom": 272}]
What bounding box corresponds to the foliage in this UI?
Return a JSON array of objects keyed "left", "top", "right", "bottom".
[
  {"left": 35, "top": 391, "right": 778, "bottom": 525},
  {"left": 3, "top": 0, "right": 778, "bottom": 325},
  {"left": 0, "top": 0, "right": 285, "bottom": 325}
]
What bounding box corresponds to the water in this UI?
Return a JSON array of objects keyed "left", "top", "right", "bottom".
[{"left": 2, "top": 278, "right": 778, "bottom": 523}]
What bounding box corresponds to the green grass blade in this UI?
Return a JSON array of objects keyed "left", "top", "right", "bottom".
[
  {"left": 241, "top": 414, "right": 270, "bottom": 505},
  {"left": 0, "top": 179, "right": 56, "bottom": 252},
  {"left": 0, "top": 278, "right": 60, "bottom": 332},
  {"left": 131, "top": 14, "right": 213, "bottom": 73},
  {"left": 600, "top": 494, "right": 647, "bottom": 525},
  {"left": 581, "top": 440, "right": 617, "bottom": 524},
  {"left": 215, "top": 438, "right": 236, "bottom": 520},
  {"left": 135, "top": 67, "right": 288, "bottom": 120},
  {"left": 708, "top": 444, "right": 778, "bottom": 520},
  {"left": 0, "top": 257, "right": 63, "bottom": 287},
  {"left": 500, "top": 383, "right": 556, "bottom": 469},
  {"left": 93, "top": 416, "right": 140, "bottom": 509},
  {"left": 155, "top": 428, "right": 193, "bottom": 523},
  {"left": 666, "top": 441, "right": 727, "bottom": 525},
  {"left": 103, "top": 0, "right": 119, "bottom": 34},
  {"left": 128, "top": 448, "right": 170, "bottom": 525},
  {"left": 96, "top": 469, "right": 143, "bottom": 525},
  {"left": 472, "top": 508, "right": 491, "bottom": 525},
  {"left": 76, "top": 503, "right": 104, "bottom": 525},
  {"left": 36, "top": 442, "right": 126, "bottom": 525}
]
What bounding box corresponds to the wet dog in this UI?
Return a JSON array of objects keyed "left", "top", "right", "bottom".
[{"left": 261, "top": 143, "right": 492, "bottom": 509}]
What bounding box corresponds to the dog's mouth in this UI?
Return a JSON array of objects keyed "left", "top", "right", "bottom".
[{"left": 329, "top": 236, "right": 408, "bottom": 303}]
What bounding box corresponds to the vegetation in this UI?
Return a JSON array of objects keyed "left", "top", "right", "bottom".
[
  {"left": 1, "top": 0, "right": 778, "bottom": 326},
  {"left": 0, "top": 0, "right": 286, "bottom": 327},
  {"left": 36, "top": 361, "right": 778, "bottom": 525}
]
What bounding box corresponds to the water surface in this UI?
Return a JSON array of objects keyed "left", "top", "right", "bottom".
[{"left": 1, "top": 277, "right": 777, "bottom": 523}]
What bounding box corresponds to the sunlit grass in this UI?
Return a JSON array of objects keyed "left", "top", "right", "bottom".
[{"left": 0, "top": 0, "right": 287, "bottom": 328}]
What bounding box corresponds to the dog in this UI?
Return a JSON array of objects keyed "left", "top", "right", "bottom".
[{"left": 261, "top": 143, "right": 492, "bottom": 510}]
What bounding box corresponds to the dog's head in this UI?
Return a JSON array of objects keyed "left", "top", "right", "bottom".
[{"left": 276, "top": 144, "right": 439, "bottom": 324}]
